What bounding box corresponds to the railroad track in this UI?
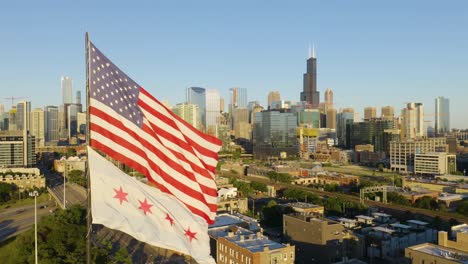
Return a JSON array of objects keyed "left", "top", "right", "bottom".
[{"left": 225, "top": 173, "right": 468, "bottom": 223}]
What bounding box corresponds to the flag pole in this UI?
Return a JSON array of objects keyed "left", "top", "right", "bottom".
[{"left": 85, "top": 32, "right": 92, "bottom": 264}]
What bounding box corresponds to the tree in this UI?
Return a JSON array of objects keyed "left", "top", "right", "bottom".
[
  {"left": 387, "top": 192, "right": 410, "bottom": 206},
  {"left": 68, "top": 170, "right": 86, "bottom": 187},
  {"left": 456, "top": 200, "right": 468, "bottom": 215},
  {"left": 415, "top": 196, "right": 439, "bottom": 211},
  {"left": 0, "top": 182, "right": 16, "bottom": 202},
  {"left": 251, "top": 182, "right": 268, "bottom": 193},
  {"left": 67, "top": 148, "right": 77, "bottom": 157}
]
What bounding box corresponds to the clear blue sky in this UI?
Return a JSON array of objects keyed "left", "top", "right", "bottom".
[{"left": 1, "top": 1, "right": 467, "bottom": 128}]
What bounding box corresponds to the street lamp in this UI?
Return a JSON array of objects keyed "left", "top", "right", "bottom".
[{"left": 29, "top": 190, "right": 39, "bottom": 264}]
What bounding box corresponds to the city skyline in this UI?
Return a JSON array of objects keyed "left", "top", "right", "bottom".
[{"left": 1, "top": 1, "right": 467, "bottom": 128}]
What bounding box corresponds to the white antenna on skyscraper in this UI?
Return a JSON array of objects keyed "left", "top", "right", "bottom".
[{"left": 312, "top": 44, "right": 316, "bottom": 58}]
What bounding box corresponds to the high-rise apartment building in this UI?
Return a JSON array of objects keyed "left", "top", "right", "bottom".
[
  {"left": 0, "top": 131, "right": 36, "bottom": 167},
  {"left": 381, "top": 106, "right": 395, "bottom": 120},
  {"left": 364, "top": 106, "right": 377, "bottom": 121},
  {"left": 267, "top": 90, "right": 281, "bottom": 109},
  {"left": 62, "top": 76, "right": 73, "bottom": 105},
  {"left": 16, "top": 101, "right": 31, "bottom": 131},
  {"left": 401, "top": 103, "right": 425, "bottom": 139},
  {"left": 186, "top": 87, "right": 206, "bottom": 129},
  {"left": 300, "top": 46, "right": 319, "bottom": 107},
  {"left": 44, "top": 106, "right": 59, "bottom": 142},
  {"left": 435, "top": 96, "right": 450, "bottom": 134},
  {"left": 205, "top": 89, "right": 221, "bottom": 135},
  {"left": 171, "top": 103, "right": 201, "bottom": 130},
  {"left": 30, "top": 108, "right": 45, "bottom": 147}
]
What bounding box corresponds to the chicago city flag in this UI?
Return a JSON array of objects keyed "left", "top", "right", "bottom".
[{"left": 88, "top": 147, "right": 215, "bottom": 264}]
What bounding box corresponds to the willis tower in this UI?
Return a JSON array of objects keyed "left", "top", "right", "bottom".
[{"left": 300, "top": 45, "right": 319, "bottom": 107}]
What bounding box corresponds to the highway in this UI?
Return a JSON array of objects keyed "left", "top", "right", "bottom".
[
  {"left": 225, "top": 172, "right": 468, "bottom": 224},
  {"left": 49, "top": 183, "right": 87, "bottom": 209},
  {"left": 0, "top": 201, "right": 57, "bottom": 242}
]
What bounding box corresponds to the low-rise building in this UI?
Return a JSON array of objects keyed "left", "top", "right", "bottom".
[
  {"left": 414, "top": 152, "right": 457, "bottom": 175},
  {"left": 209, "top": 225, "right": 295, "bottom": 264},
  {"left": 0, "top": 168, "right": 45, "bottom": 189},
  {"left": 405, "top": 225, "right": 468, "bottom": 264},
  {"left": 403, "top": 177, "right": 468, "bottom": 194},
  {"left": 53, "top": 156, "right": 87, "bottom": 173},
  {"left": 283, "top": 214, "right": 363, "bottom": 263},
  {"left": 365, "top": 220, "right": 437, "bottom": 260}
]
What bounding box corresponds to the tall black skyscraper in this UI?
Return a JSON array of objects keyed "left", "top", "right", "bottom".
[{"left": 300, "top": 45, "right": 319, "bottom": 107}]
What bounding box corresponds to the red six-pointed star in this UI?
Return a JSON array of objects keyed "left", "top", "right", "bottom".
[
  {"left": 165, "top": 213, "right": 174, "bottom": 226},
  {"left": 184, "top": 227, "right": 197, "bottom": 242},
  {"left": 113, "top": 186, "right": 128, "bottom": 205},
  {"left": 138, "top": 198, "right": 153, "bottom": 215}
]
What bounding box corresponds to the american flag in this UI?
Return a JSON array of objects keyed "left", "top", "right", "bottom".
[{"left": 88, "top": 42, "right": 221, "bottom": 224}]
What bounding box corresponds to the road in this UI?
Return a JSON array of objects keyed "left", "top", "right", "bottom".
[
  {"left": 49, "top": 183, "right": 87, "bottom": 209},
  {"left": 0, "top": 201, "right": 57, "bottom": 242}
]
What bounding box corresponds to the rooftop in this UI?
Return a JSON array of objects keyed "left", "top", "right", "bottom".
[
  {"left": 286, "top": 202, "right": 322, "bottom": 209},
  {"left": 209, "top": 226, "right": 289, "bottom": 253},
  {"left": 407, "top": 220, "right": 428, "bottom": 226},
  {"left": 356, "top": 215, "right": 374, "bottom": 221},
  {"left": 409, "top": 243, "right": 468, "bottom": 263},
  {"left": 391, "top": 223, "right": 411, "bottom": 229},
  {"left": 452, "top": 224, "right": 468, "bottom": 234}
]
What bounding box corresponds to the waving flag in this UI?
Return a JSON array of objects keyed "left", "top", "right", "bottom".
[
  {"left": 88, "top": 147, "right": 215, "bottom": 264},
  {"left": 88, "top": 41, "right": 222, "bottom": 224}
]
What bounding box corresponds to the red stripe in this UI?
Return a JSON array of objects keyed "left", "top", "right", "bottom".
[
  {"left": 140, "top": 88, "right": 222, "bottom": 146},
  {"left": 138, "top": 98, "right": 219, "bottom": 161},
  {"left": 140, "top": 121, "right": 215, "bottom": 181},
  {"left": 90, "top": 108, "right": 217, "bottom": 208}
]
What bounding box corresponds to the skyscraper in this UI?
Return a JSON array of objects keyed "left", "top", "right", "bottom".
[
  {"left": 44, "top": 106, "right": 59, "bottom": 142},
  {"left": 76, "top": 91, "right": 81, "bottom": 105},
  {"left": 229, "top": 87, "right": 248, "bottom": 110},
  {"left": 326, "top": 108, "right": 337, "bottom": 130},
  {"left": 205, "top": 89, "right": 221, "bottom": 135},
  {"left": 229, "top": 87, "right": 247, "bottom": 129},
  {"left": 30, "top": 108, "right": 45, "bottom": 147},
  {"left": 16, "top": 101, "right": 31, "bottom": 131},
  {"left": 364, "top": 106, "right": 377, "bottom": 121},
  {"left": 186, "top": 87, "right": 206, "bottom": 129},
  {"left": 435, "top": 96, "right": 450, "bottom": 134},
  {"left": 62, "top": 76, "right": 73, "bottom": 105},
  {"left": 300, "top": 45, "right": 319, "bottom": 107},
  {"left": 324, "top": 88, "right": 333, "bottom": 108},
  {"left": 401, "top": 103, "right": 425, "bottom": 139},
  {"left": 267, "top": 90, "right": 281, "bottom": 109},
  {"left": 381, "top": 106, "right": 395, "bottom": 120},
  {"left": 172, "top": 103, "right": 201, "bottom": 130}
]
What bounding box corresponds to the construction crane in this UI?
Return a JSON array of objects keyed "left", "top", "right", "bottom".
[{"left": 4, "top": 96, "right": 28, "bottom": 107}]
